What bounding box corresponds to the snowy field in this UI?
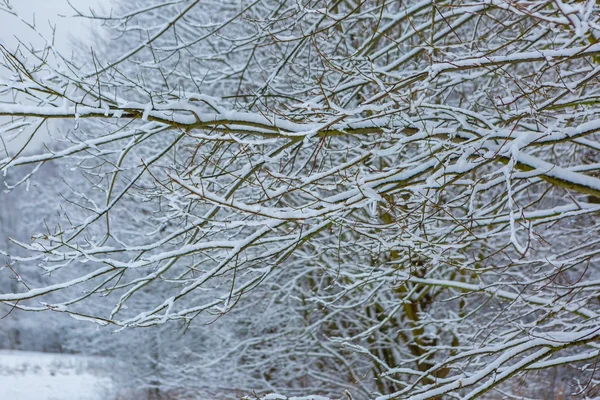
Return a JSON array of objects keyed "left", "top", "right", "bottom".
[{"left": 0, "top": 350, "right": 117, "bottom": 400}]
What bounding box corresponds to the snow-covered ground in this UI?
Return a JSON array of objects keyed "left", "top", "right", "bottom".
[{"left": 0, "top": 350, "right": 117, "bottom": 400}]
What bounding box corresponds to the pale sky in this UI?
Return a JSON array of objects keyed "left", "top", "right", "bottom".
[
  {"left": 0, "top": 0, "right": 107, "bottom": 155},
  {"left": 0, "top": 0, "right": 106, "bottom": 52}
]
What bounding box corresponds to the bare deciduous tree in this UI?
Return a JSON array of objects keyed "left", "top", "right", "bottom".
[{"left": 2, "top": 0, "right": 600, "bottom": 398}]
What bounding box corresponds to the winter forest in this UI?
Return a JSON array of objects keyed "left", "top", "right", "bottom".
[{"left": 1, "top": 0, "right": 600, "bottom": 399}]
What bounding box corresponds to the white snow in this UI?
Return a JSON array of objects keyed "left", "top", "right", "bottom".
[
  {"left": 260, "top": 395, "right": 331, "bottom": 400},
  {"left": 0, "top": 350, "right": 116, "bottom": 400}
]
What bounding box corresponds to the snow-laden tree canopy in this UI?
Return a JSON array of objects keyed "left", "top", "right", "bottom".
[{"left": 2, "top": 0, "right": 600, "bottom": 398}]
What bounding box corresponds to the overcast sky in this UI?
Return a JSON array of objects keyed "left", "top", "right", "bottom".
[
  {"left": 0, "top": 0, "right": 107, "bottom": 154},
  {"left": 0, "top": 0, "right": 105, "bottom": 52}
]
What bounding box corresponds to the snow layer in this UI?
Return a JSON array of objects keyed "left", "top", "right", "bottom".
[{"left": 0, "top": 350, "right": 115, "bottom": 400}]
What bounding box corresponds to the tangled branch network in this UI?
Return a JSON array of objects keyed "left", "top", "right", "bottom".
[{"left": 2, "top": 0, "right": 600, "bottom": 398}]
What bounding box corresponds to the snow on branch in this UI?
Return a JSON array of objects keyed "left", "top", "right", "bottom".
[{"left": 2, "top": 0, "right": 600, "bottom": 398}]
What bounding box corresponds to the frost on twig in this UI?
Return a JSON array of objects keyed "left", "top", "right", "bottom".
[{"left": 1, "top": 0, "right": 600, "bottom": 398}]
